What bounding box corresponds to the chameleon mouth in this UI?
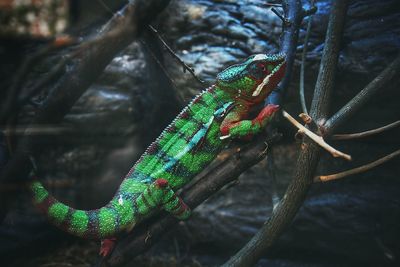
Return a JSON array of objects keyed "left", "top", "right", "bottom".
[{"left": 252, "top": 53, "right": 286, "bottom": 97}]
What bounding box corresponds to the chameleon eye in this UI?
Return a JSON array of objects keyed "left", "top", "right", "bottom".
[{"left": 257, "top": 63, "right": 267, "bottom": 71}]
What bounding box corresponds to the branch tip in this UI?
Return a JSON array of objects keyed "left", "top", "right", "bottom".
[
  {"left": 314, "top": 149, "right": 400, "bottom": 182},
  {"left": 282, "top": 110, "right": 351, "bottom": 161}
]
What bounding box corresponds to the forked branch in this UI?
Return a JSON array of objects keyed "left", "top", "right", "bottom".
[
  {"left": 222, "top": 1, "right": 349, "bottom": 266},
  {"left": 282, "top": 110, "right": 351, "bottom": 160}
]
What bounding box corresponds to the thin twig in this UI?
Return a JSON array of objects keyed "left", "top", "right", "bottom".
[
  {"left": 147, "top": 25, "right": 205, "bottom": 85},
  {"left": 302, "top": 6, "right": 318, "bottom": 18},
  {"left": 323, "top": 53, "right": 400, "bottom": 135},
  {"left": 271, "top": 7, "right": 291, "bottom": 26},
  {"left": 299, "top": 0, "right": 315, "bottom": 114},
  {"left": 265, "top": 3, "right": 282, "bottom": 8},
  {"left": 332, "top": 120, "right": 400, "bottom": 140},
  {"left": 314, "top": 149, "right": 400, "bottom": 182},
  {"left": 266, "top": 0, "right": 303, "bottom": 105},
  {"left": 282, "top": 110, "right": 351, "bottom": 160},
  {"left": 140, "top": 39, "right": 179, "bottom": 92},
  {"left": 96, "top": 0, "right": 115, "bottom": 16},
  {"left": 1, "top": 125, "right": 69, "bottom": 136}
]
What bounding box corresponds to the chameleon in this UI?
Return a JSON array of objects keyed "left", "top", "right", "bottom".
[{"left": 29, "top": 53, "right": 286, "bottom": 257}]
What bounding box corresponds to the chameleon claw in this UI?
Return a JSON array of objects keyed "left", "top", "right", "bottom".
[
  {"left": 99, "top": 237, "right": 117, "bottom": 257},
  {"left": 219, "top": 134, "right": 231, "bottom": 140}
]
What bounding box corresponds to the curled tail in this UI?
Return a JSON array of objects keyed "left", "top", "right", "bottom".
[
  {"left": 30, "top": 180, "right": 137, "bottom": 239},
  {"left": 30, "top": 177, "right": 191, "bottom": 240}
]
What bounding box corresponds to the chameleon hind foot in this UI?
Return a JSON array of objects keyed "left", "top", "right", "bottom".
[
  {"left": 154, "top": 178, "right": 191, "bottom": 220},
  {"left": 99, "top": 237, "right": 117, "bottom": 257},
  {"left": 136, "top": 179, "right": 191, "bottom": 220}
]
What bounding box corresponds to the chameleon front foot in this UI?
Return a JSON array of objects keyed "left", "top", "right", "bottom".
[{"left": 99, "top": 237, "right": 117, "bottom": 257}]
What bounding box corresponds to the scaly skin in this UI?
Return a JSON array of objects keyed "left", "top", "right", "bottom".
[{"left": 30, "top": 53, "right": 286, "bottom": 255}]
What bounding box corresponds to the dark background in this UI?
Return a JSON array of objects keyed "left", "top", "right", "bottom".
[{"left": 1, "top": 0, "right": 399, "bottom": 266}]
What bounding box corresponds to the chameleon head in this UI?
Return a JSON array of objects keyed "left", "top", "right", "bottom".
[{"left": 216, "top": 53, "right": 286, "bottom": 103}]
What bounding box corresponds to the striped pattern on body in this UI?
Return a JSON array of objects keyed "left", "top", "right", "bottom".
[{"left": 31, "top": 86, "right": 234, "bottom": 239}]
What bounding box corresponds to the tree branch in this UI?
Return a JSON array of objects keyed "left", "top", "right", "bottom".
[
  {"left": 107, "top": 134, "right": 281, "bottom": 267},
  {"left": 314, "top": 149, "right": 400, "bottom": 182},
  {"left": 282, "top": 110, "right": 351, "bottom": 160},
  {"left": 0, "top": 0, "right": 171, "bottom": 221},
  {"left": 332, "top": 120, "right": 400, "bottom": 140},
  {"left": 266, "top": 0, "right": 303, "bottom": 106},
  {"left": 299, "top": 0, "right": 315, "bottom": 114},
  {"left": 323, "top": 53, "right": 400, "bottom": 135},
  {"left": 147, "top": 25, "right": 205, "bottom": 85},
  {"left": 0, "top": 35, "right": 77, "bottom": 125},
  {"left": 222, "top": 1, "right": 349, "bottom": 266}
]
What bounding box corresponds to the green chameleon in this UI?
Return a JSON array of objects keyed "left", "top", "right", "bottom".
[{"left": 30, "top": 53, "right": 286, "bottom": 256}]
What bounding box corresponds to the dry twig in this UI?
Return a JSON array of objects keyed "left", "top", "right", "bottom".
[
  {"left": 332, "top": 120, "right": 400, "bottom": 140},
  {"left": 314, "top": 149, "right": 400, "bottom": 182},
  {"left": 147, "top": 25, "right": 205, "bottom": 85},
  {"left": 282, "top": 110, "right": 351, "bottom": 160}
]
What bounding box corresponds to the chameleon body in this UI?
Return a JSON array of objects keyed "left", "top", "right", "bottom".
[{"left": 30, "top": 53, "right": 286, "bottom": 255}]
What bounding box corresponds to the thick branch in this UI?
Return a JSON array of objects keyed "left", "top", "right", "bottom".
[
  {"left": 0, "top": 36, "right": 77, "bottom": 125},
  {"left": 324, "top": 53, "right": 400, "bottom": 135},
  {"left": 222, "top": 1, "right": 349, "bottom": 266},
  {"left": 107, "top": 135, "right": 281, "bottom": 266},
  {"left": 0, "top": 0, "right": 171, "bottom": 219}
]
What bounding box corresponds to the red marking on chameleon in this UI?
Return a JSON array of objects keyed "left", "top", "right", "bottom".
[
  {"left": 36, "top": 195, "right": 55, "bottom": 212},
  {"left": 179, "top": 109, "right": 190, "bottom": 119},
  {"left": 220, "top": 125, "right": 230, "bottom": 136},
  {"left": 146, "top": 142, "right": 159, "bottom": 154},
  {"left": 60, "top": 209, "right": 73, "bottom": 232},
  {"left": 258, "top": 104, "right": 280, "bottom": 119},
  {"left": 174, "top": 199, "right": 189, "bottom": 216},
  {"left": 192, "top": 96, "right": 202, "bottom": 104},
  {"left": 100, "top": 237, "right": 117, "bottom": 257},
  {"left": 125, "top": 166, "right": 136, "bottom": 178},
  {"left": 155, "top": 178, "right": 169, "bottom": 188},
  {"left": 164, "top": 193, "right": 176, "bottom": 205}
]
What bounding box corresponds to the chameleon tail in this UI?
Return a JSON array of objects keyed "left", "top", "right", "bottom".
[{"left": 30, "top": 180, "right": 136, "bottom": 239}]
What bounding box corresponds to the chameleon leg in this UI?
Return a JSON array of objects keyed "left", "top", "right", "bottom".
[
  {"left": 136, "top": 178, "right": 191, "bottom": 220},
  {"left": 220, "top": 104, "right": 279, "bottom": 139},
  {"left": 99, "top": 237, "right": 117, "bottom": 257},
  {"left": 97, "top": 179, "right": 190, "bottom": 258}
]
